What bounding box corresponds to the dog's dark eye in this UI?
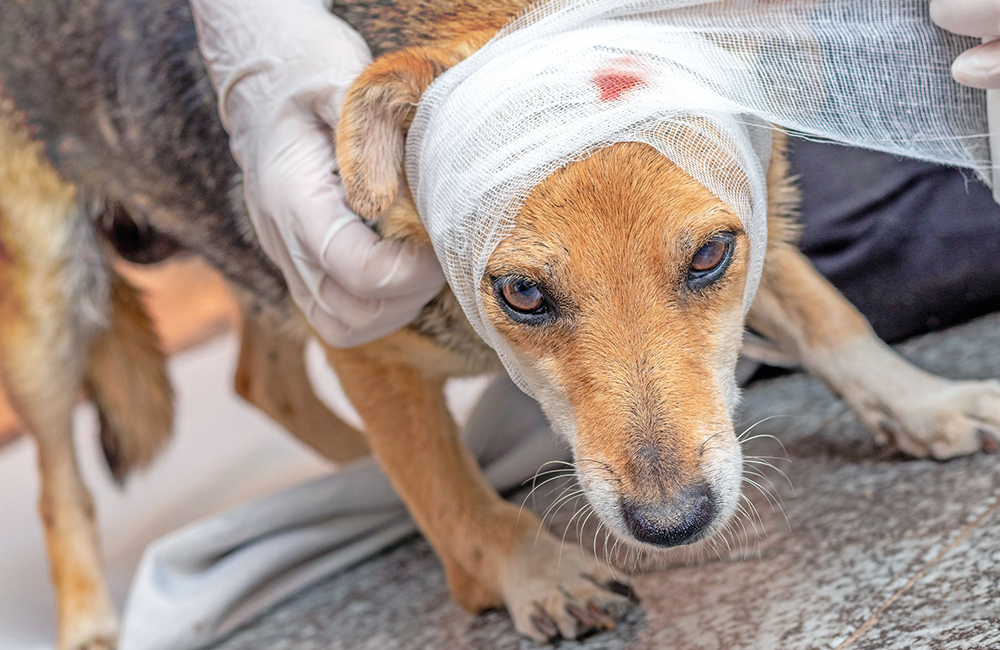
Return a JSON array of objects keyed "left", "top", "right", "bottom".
[
  {"left": 494, "top": 276, "right": 555, "bottom": 324},
  {"left": 502, "top": 279, "right": 544, "bottom": 312},
  {"left": 687, "top": 233, "right": 735, "bottom": 289},
  {"left": 692, "top": 240, "right": 726, "bottom": 272}
]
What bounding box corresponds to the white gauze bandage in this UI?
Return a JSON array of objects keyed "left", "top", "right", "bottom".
[{"left": 406, "top": 0, "right": 991, "bottom": 393}]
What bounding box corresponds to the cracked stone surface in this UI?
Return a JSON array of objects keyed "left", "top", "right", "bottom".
[{"left": 213, "top": 315, "right": 1000, "bottom": 650}]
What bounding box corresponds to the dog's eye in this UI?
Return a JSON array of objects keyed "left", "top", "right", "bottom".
[
  {"left": 502, "top": 279, "right": 544, "bottom": 312},
  {"left": 494, "top": 276, "right": 556, "bottom": 324},
  {"left": 692, "top": 240, "right": 726, "bottom": 272},
  {"left": 687, "top": 233, "right": 735, "bottom": 289}
]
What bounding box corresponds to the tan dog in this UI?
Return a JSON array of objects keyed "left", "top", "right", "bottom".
[{"left": 2, "top": 0, "right": 999, "bottom": 647}]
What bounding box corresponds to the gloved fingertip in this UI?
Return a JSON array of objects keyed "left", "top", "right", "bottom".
[
  {"left": 930, "top": 0, "right": 1000, "bottom": 37},
  {"left": 338, "top": 237, "right": 443, "bottom": 299},
  {"left": 316, "top": 276, "right": 388, "bottom": 330},
  {"left": 407, "top": 246, "right": 448, "bottom": 288},
  {"left": 353, "top": 304, "right": 427, "bottom": 343},
  {"left": 302, "top": 296, "right": 358, "bottom": 348},
  {"left": 314, "top": 274, "right": 339, "bottom": 315},
  {"left": 376, "top": 287, "right": 447, "bottom": 330},
  {"left": 952, "top": 46, "right": 1000, "bottom": 88},
  {"left": 375, "top": 240, "right": 447, "bottom": 294},
  {"left": 929, "top": 0, "right": 958, "bottom": 33},
  {"left": 313, "top": 90, "right": 346, "bottom": 131}
]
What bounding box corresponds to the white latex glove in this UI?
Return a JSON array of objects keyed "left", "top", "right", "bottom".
[
  {"left": 191, "top": 0, "right": 445, "bottom": 346},
  {"left": 931, "top": 0, "right": 1000, "bottom": 88}
]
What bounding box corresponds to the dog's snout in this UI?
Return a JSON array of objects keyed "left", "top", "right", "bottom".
[{"left": 620, "top": 485, "right": 716, "bottom": 547}]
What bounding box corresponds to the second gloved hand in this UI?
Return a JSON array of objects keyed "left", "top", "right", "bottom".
[
  {"left": 931, "top": 0, "right": 1000, "bottom": 88},
  {"left": 191, "top": 0, "right": 445, "bottom": 346}
]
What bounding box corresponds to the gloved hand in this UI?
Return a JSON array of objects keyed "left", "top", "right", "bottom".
[
  {"left": 191, "top": 0, "right": 445, "bottom": 346},
  {"left": 931, "top": 0, "right": 1000, "bottom": 88}
]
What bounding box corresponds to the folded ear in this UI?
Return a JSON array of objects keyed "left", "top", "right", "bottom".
[{"left": 337, "top": 36, "right": 488, "bottom": 221}]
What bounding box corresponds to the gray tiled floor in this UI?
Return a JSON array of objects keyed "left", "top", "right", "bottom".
[
  {"left": 214, "top": 316, "right": 1000, "bottom": 650},
  {"left": 850, "top": 506, "right": 1000, "bottom": 650}
]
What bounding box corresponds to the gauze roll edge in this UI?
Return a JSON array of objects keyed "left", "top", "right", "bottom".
[{"left": 406, "top": 0, "right": 990, "bottom": 393}]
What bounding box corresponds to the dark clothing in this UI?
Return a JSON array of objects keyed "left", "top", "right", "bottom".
[{"left": 790, "top": 138, "right": 1000, "bottom": 343}]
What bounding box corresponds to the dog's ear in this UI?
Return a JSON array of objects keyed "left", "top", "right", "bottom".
[{"left": 337, "top": 36, "right": 488, "bottom": 221}]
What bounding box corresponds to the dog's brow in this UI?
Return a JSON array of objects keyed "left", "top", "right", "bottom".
[{"left": 490, "top": 257, "right": 564, "bottom": 285}]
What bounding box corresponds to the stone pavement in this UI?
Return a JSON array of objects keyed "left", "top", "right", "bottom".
[{"left": 214, "top": 315, "right": 1000, "bottom": 650}]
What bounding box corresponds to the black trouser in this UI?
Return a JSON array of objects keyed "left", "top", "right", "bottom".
[{"left": 790, "top": 138, "right": 1000, "bottom": 343}]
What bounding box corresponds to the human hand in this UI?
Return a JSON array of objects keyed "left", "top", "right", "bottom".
[
  {"left": 191, "top": 0, "right": 445, "bottom": 346},
  {"left": 931, "top": 0, "right": 1000, "bottom": 88}
]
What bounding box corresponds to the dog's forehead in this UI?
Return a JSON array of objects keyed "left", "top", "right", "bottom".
[{"left": 491, "top": 143, "right": 739, "bottom": 271}]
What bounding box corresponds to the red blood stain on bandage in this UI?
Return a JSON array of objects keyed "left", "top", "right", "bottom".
[{"left": 592, "top": 58, "right": 647, "bottom": 102}]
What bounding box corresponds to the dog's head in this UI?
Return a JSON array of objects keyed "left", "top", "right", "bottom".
[{"left": 337, "top": 42, "right": 748, "bottom": 552}]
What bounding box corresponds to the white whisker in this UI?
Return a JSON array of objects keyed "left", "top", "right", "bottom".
[
  {"left": 744, "top": 458, "right": 795, "bottom": 492},
  {"left": 518, "top": 472, "right": 575, "bottom": 522},
  {"left": 534, "top": 488, "right": 586, "bottom": 547},
  {"left": 557, "top": 501, "right": 591, "bottom": 570}
]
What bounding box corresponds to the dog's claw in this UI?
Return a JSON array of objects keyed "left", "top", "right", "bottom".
[
  {"left": 606, "top": 579, "right": 640, "bottom": 602},
  {"left": 566, "top": 602, "right": 597, "bottom": 627},
  {"left": 504, "top": 538, "right": 635, "bottom": 643},
  {"left": 586, "top": 601, "right": 618, "bottom": 629},
  {"left": 531, "top": 606, "right": 560, "bottom": 640},
  {"left": 977, "top": 428, "right": 1000, "bottom": 454}
]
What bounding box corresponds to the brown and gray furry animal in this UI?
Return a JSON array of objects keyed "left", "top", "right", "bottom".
[{"left": 2, "top": 1, "right": 999, "bottom": 648}]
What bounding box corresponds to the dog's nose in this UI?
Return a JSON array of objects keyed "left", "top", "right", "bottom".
[{"left": 620, "top": 485, "right": 716, "bottom": 547}]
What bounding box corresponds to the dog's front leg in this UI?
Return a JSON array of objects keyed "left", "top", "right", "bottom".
[
  {"left": 232, "top": 303, "right": 370, "bottom": 463},
  {"left": 325, "top": 344, "right": 631, "bottom": 641},
  {"left": 747, "top": 244, "right": 1000, "bottom": 458}
]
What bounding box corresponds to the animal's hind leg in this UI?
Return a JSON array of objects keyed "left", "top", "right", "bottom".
[
  {"left": 0, "top": 237, "right": 119, "bottom": 650},
  {"left": 4, "top": 350, "right": 118, "bottom": 650},
  {"left": 0, "top": 111, "right": 118, "bottom": 649}
]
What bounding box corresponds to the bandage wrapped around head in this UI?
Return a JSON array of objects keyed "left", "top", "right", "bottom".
[{"left": 406, "top": 0, "right": 990, "bottom": 393}]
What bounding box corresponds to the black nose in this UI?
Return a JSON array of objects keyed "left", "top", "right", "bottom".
[{"left": 620, "top": 485, "right": 716, "bottom": 547}]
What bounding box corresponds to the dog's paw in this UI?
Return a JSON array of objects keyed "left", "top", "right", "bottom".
[
  {"left": 501, "top": 536, "right": 636, "bottom": 642},
  {"left": 863, "top": 377, "right": 1000, "bottom": 460}
]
